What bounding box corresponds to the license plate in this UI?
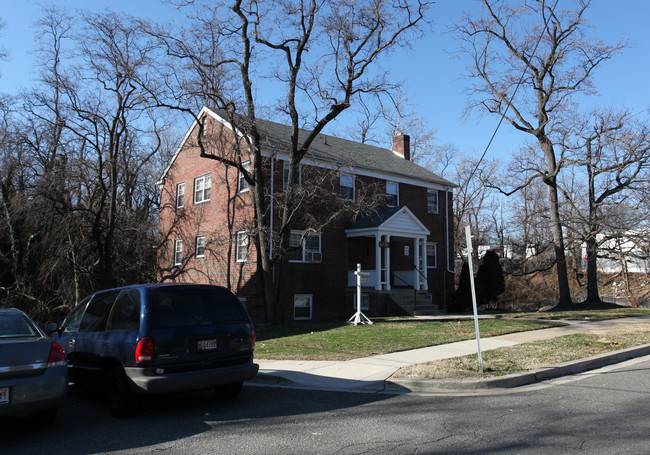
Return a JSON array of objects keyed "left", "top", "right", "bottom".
[
  {"left": 197, "top": 339, "right": 218, "bottom": 352},
  {"left": 0, "top": 387, "right": 9, "bottom": 405}
]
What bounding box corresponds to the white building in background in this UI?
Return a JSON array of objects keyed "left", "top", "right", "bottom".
[{"left": 583, "top": 229, "right": 650, "bottom": 274}]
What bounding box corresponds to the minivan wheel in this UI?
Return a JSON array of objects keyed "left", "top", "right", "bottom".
[
  {"left": 105, "top": 367, "right": 133, "bottom": 417},
  {"left": 215, "top": 381, "right": 243, "bottom": 399},
  {"left": 33, "top": 408, "right": 57, "bottom": 424}
]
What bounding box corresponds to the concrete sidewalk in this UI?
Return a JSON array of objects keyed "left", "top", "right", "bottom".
[{"left": 248, "top": 315, "right": 650, "bottom": 394}]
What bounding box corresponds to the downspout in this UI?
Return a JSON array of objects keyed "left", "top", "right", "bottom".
[
  {"left": 444, "top": 186, "right": 454, "bottom": 312},
  {"left": 269, "top": 157, "right": 274, "bottom": 260},
  {"left": 446, "top": 186, "right": 454, "bottom": 273}
]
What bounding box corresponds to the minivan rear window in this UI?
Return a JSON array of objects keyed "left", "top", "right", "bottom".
[{"left": 150, "top": 287, "right": 247, "bottom": 329}]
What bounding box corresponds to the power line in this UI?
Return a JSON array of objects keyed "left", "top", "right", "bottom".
[{"left": 466, "top": 0, "right": 560, "bottom": 184}]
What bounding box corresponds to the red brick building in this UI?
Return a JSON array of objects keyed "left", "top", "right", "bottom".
[{"left": 158, "top": 107, "right": 456, "bottom": 323}]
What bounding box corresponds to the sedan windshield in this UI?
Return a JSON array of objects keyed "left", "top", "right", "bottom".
[{"left": 0, "top": 313, "right": 40, "bottom": 338}]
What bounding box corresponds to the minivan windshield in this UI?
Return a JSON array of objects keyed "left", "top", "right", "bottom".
[{"left": 150, "top": 287, "right": 247, "bottom": 329}]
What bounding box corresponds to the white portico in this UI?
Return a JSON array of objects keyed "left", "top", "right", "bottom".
[{"left": 345, "top": 206, "right": 430, "bottom": 291}]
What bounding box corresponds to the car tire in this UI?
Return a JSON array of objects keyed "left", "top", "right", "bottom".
[
  {"left": 33, "top": 408, "right": 57, "bottom": 424},
  {"left": 104, "top": 367, "right": 133, "bottom": 417},
  {"left": 215, "top": 381, "right": 243, "bottom": 399}
]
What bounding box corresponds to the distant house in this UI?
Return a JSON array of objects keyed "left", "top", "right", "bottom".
[
  {"left": 157, "top": 107, "right": 456, "bottom": 323},
  {"left": 583, "top": 230, "right": 650, "bottom": 274}
]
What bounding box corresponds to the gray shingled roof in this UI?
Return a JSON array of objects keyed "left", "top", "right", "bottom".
[
  {"left": 211, "top": 108, "right": 455, "bottom": 188},
  {"left": 345, "top": 206, "right": 404, "bottom": 230}
]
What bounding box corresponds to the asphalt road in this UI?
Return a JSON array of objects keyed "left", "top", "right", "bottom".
[{"left": 3, "top": 355, "right": 650, "bottom": 454}]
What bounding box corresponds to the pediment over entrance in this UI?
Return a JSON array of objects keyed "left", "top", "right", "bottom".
[{"left": 345, "top": 206, "right": 430, "bottom": 238}]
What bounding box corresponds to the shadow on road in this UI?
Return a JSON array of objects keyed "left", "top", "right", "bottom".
[{"left": 2, "top": 380, "right": 399, "bottom": 454}]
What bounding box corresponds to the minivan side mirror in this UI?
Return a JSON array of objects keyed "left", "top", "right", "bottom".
[{"left": 45, "top": 322, "right": 59, "bottom": 334}]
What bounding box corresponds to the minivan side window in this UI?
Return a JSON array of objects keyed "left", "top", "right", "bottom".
[
  {"left": 106, "top": 290, "right": 141, "bottom": 331},
  {"left": 79, "top": 291, "right": 119, "bottom": 332},
  {"left": 63, "top": 296, "right": 92, "bottom": 333}
]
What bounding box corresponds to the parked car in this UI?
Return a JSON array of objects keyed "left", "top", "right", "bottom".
[
  {"left": 48, "top": 283, "right": 258, "bottom": 417},
  {"left": 0, "top": 308, "right": 68, "bottom": 423}
]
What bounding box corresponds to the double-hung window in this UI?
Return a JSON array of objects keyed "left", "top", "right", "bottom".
[
  {"left": 174, "top": 239, "right": 183, "bottom": 266},
  {"left": 289, "top": 230, "right": 322, "bottom": 263},
  {"left": 294, "top": 295, "right": 313, "bottom": 320},
  {"left": 427, "top": 189, "right": 439, "bottom": 214},
  {"left": 353, "top": 294, "right": 370, "bottom": 311},
  {"left": 427, "top": 242, "right": 437, "bottom": 268},
  {"left": 386, "top": 181, "right": 399, "bottom": 207},
  {"left": 195, "top": 235, "right": 205, "bottom": 258},
  {"left": 283, "top": 161, "right": 302, "bottom": 191},
  {"left": 194, "top": 174, "right": 211, "bottom": 204},
  {"left": 176, "top": 182, "right": 185, "bottom": 208},
  {"left": 340, "top": 173, "right": 355, "bottom": 200},
  {"left": 238, "top": 161, "right": 250, "bottom": 193},
  {"left": 236, "top": 231, "right": 248, "bottom": 262}
]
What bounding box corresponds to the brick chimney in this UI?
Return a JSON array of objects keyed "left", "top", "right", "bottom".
[{"left": 392, "top": 133, "right": 410, "bottom": 160}]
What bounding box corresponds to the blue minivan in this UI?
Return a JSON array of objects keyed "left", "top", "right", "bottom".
[{"left": 48, "top": 283, "right": 258, "bottom": 417}]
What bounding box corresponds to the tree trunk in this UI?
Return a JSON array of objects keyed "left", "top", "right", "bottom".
[
  {"left": 547, "top": 182, "right": 573, "bottom": 307},
  {"left": 585, "top": 235, "right": 601, "bottom": 303},
  {"left": 539, "top": 136, "right": 573, "bottom": 308}
]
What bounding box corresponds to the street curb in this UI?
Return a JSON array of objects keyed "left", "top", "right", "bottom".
[{"left": 385, "top": 343, "right": 650, "bottom": 393}]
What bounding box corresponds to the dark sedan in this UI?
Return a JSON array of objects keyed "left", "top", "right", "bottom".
[{"left": 0, "top": 308, "right": 68, "bottom": 423}]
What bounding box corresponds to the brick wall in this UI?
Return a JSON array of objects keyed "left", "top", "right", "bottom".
[{"left": 158, "top": 113, "right": 455, "bottom": 323}]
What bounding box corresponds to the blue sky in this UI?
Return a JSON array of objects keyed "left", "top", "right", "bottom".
[{"left": 1, "top": 1, "right": 648, "bottom": 161}]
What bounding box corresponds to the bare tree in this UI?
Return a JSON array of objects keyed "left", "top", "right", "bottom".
[
  {"left": 562, "top": 109, "right": 650, "bottom": 303},
  {"left": 498, "top": 142, "right": 557, "bottom": 273},
  {"left": 455, "top": 0, "right": 626, "bottom": 308},
  {"left": 446, "top": 152, "right": 498, "bottom": 265},
  {"left": 0, "top": 17, "right": 9, "bottom": 73},
  {"left": 152, "top": 0, "right": 430, "bottom": 324},
  {"left": 0, "top": 8, "right": 169, "bottom": 317}
]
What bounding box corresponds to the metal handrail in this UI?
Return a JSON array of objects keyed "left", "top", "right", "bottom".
[
  {"left": 391, "top": 271, "right": 418, "bottom": 312},
  {"left": 391, "top": 271, "right": 410, "bottom": 287},
  {"left": 413, "top": 264, "right": 427, "bottom": 285}
]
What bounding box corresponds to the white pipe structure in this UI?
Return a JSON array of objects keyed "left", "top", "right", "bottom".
[
  {"left": 465, "top": 225, "right": 483, "bottom": 374},
  {"left": 347, "top": 264, "right": 373, "bottom": 325}
]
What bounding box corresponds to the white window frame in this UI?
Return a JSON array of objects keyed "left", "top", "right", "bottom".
[
  {"left": 353, "top": 293, "right": 370, "bottom": 311},
  {"left": 174, "top": 239, "right": 183, "bottom": 266},
  {"left": 427, "top": 189, "right": 439, "bottom": 214},
  {"left": 340, "top": 173, "right": 355, "bottom": 200},
  {"left": 427, "top": 242, "right": 437, "bottom": 269},
  {"left": 283, "top": 161, "right": 302, "bottom": 191},
  {"left": 195, "top": 235, "right": 206, "bottom": 258},
  {"left": 238, "top": 161, "right": 251, "bottom": 193},
  {"left": 294, "top": 294, "right": 313, "bottom": 320},
  {"left": 194, "top": 174, "right": 211, "bottom": 204},
  {"left": 236, "top": 231, "right": 248, "bottom": 262},
  {"left": 176, "top": 182, "right": 185, "bottom": 208},
  {"left": 288, "top": 230, "right": 322, "bottom": 263},
  {"left": 386, "top": 181, "right": 399, "bottom": 207}
]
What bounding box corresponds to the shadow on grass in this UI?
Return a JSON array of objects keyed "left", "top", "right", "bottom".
[{"left": 255, "top": 318, "right": 454, "bottom": 341}]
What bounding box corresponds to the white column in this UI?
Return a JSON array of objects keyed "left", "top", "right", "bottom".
[
  {"left": 414, "top": 238, "right": 420, "bottom": 290},
  {"left": 385, "top": 235, "right": 391, "bottom": 290},
  {"left": 421, "top": 237, "right": 428, "bottom": 291},
  {"left": 375, "top": 234, "right": 382, "bottom": 290}
]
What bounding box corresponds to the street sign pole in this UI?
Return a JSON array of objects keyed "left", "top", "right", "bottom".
[
  {"left": 465, "top": 225, "right": 483, "bottom": 374},
  {"left": 347, "top": 263, "right": 373, "bottom": 325}
]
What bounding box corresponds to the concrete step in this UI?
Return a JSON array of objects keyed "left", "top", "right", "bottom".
[{"left": 388, "top": 289, "right": 442, "bottom": 316}]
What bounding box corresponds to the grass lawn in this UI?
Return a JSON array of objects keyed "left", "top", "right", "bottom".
[
  {"left": 497, "top": 307, "right": 650, "bottom": 321},
  {"left": 255, "top": 318, "right": 563, "bottom": 360},
  {"left": 393, "top": 321, "right": 650, "bottom": 379},
  {"left": 255, "top": 307, "right": 650, "bottom": 362}
]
